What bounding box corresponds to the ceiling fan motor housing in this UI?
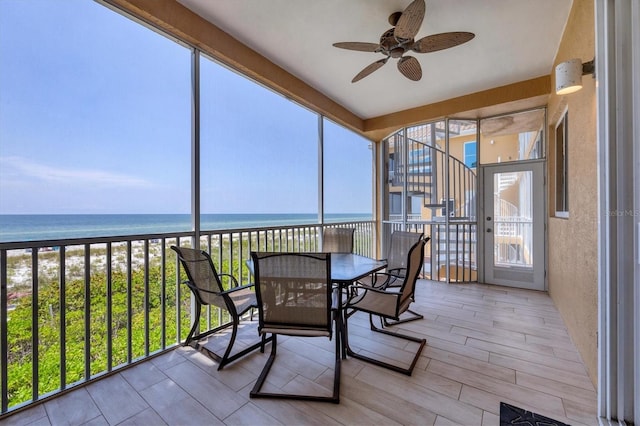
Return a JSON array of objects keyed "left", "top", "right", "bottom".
[{"left": 379, "top": 28, "right": 413, "bottom": 58}]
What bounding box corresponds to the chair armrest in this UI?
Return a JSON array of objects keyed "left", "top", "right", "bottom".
[
  {"left": 218, "top": 273, "right": 240, "bottom": 288},
  {"left": 217, "top": 273, "right": 255, "bottom": 294},
  {"left": 181, "top": 279, "right": 253, "bottom": 297},
  {"left": 218, "top": 283, "right": 255, "bottom": 296},
  {"left": 346, "top": 284, "right": 399, "bottom": 308},
  {"left": 379, "top": 270, "right": 404, "bottom": 288},
  {"left": 348, "top": 284, "right": 393, "bottom": 297},
  {"left": 386, "top": 267, "right": 405, "bottom": 276},
  {"left": 357, "top": 272, "right": 394, "bottom": 289}
]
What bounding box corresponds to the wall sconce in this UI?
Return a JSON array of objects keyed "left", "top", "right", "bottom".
[{"left": 555, "top": 58, "right": 595, "bottom": 95}]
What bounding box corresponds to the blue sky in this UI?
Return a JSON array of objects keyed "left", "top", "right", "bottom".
[{"left": 0, "top": 0, "right": 372, "bottom": 215}]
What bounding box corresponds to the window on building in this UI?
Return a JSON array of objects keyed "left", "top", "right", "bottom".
[
  {"left": 555, "top": 111, "right": 569, "bottom": 216},
  {"left": 463, "top": 141, "right": 477, "bottom": 168}
]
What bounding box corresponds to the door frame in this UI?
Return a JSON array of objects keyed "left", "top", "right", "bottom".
[{"left": 478, "top": 159, "right": 547, "bottom": 290}]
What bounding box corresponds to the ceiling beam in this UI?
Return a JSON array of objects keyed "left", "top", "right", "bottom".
[{"left": 362, "top": 75, "right": 551, "bottom": 141}]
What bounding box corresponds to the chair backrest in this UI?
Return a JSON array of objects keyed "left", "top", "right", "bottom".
[
  {"left": 322, "top": 227, "right": 355, "bottom": 253},
  {"left": 397, "top": 238, "right": 428, "bottom": 314},
  {"left": 251, "top": 252, "right": 333, "bottom": 337},
  {"left": 387, "top": 231, "right": 424, "bottom": 274},
  {"left": 171, "top": 245, "right": 226, "bottom": 309}
]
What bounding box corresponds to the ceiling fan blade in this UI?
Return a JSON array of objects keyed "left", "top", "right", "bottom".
[
  {"left": 352, "top": 58, "right": 388, "bottom": 83},
  {"left": 397, "top": 56, "right": 422, "bottom": 81},
  {"left": 412, "top": 32, "right": 475, "bottom": 53},
  {"left": 394, "top": 0, "right": 426, "bottom": 40},
  {"left": 332, "top": 42, "right": 380, "bottom": 52}
]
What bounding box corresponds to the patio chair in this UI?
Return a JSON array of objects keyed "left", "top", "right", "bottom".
[
  {"left": 344, "top": 238, "right": 427, "bottom": 375},
  {"left": 322, "top": 227, "right": 355, "bottom": 253},
  {"left": 359, "top": 231, "right": 427, "bottom": 325},
  {"left": 249, "top": 252, "right": 340, "bottom": 403},
  {"left": 362, "top": 231, "right": 424, "bottom": 288},
  {"left": 171, "top": 245, "right": 269, "bottom": 370}
]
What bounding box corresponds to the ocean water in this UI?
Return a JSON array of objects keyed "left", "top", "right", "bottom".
[{"left": 0, "top": 213, "right": 372, "bottom": 243}]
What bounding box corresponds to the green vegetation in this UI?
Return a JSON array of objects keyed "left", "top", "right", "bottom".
[
  {"left": 5, "top": 248, "right": 191, "bottom": 405},
  {"left": 3, "top": 228, "right": 323, "bottom": 407}
]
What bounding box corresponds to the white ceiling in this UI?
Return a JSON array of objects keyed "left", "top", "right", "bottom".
[{"left": 177, "top": 0, "right": 572, "bottom": 120}]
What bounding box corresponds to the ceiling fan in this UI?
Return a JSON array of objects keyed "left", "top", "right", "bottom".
[{"left": 333, "top": 0, "right": 475, "bottom": 83}]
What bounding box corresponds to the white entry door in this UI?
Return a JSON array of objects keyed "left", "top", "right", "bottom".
[{"left": 482, "top": 161, "right": 545, "bottom": 290}]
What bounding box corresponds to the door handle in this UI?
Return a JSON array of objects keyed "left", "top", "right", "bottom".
[
  {"left": 487, "top": 228, "right": 492, "bottom": 233},
  {"left": 486, "top": 216, "right": 492, "bottom": 221}
]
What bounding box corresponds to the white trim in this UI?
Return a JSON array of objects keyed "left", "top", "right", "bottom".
[
  {"left": 482, "top": 161, "right": 546, "bottom": 291},
  {"left": 597, "top": 0, "right": 640, "bottom": 422},
  {"left": 632, "top": 2, "right": 640, "bottom": 423},
  {"left": 595, "top": 0, "right": 609, "bottom": 416}
]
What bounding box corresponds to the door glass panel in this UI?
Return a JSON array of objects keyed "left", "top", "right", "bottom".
[
  {"left": 492, "top": 171, "right": 533, "bottom": 268},
  {"left": 480, "top": 108, "right": 546, "bottom": 164}
]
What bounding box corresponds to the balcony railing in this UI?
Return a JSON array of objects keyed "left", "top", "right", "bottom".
[
  {"left": 383, "top": 221, "right": 477, "bottom": 283},
  {"left": 0, "top": 220, "right": 374, "bottom": 417}
]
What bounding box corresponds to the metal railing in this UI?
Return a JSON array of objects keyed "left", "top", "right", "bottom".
[
  {"left": 493, "top": 187, "right": 533, "bottom": 267},
  {"left": 383, "top": 221, "right": 477, "bottom": 283},
  {"left": 0, "top": 220, "right": 374, "bottom": 417},
  {"left": 493, "top": 221, "right": 533, "bottom": 267},
  {"left": 384, "top": 131, "right": 478, "bottom": 283}
]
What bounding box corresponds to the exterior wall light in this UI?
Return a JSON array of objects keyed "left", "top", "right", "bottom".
[{"left": 555, "top": 58, "right": 595, "bottom": 95}]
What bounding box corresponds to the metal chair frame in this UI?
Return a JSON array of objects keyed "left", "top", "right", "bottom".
[
  {"left": 344, "top": 239, "right": 427, "bottom": 376},
  {"left": 171, "top": 246, "right": 270, "bottom": 370},
  {"left": 249, "top": 251, "right": 340, "bottom": 403}
]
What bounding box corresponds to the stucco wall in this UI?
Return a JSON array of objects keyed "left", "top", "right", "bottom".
[
  {"left": 479, "top": 134, "right": 521, "bottom": 164},
  {"left": 547, "top": 0, "right": 598, "bottom": 386}
]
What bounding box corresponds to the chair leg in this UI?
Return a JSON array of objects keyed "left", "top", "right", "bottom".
[
  {"left": 217, "top": 316, "right": 240, "bottom": 370},
  {"left": 260, "top": 333, "right": 267, "bottom": 353},
  {"left": 333, "top": 322, "right": 341, "bottom": 400},
  {"left": 183, "top": 303, "right": 202, "bottom": 348},
  {"left": 189, "top": 310, "right": 272, "bottom": 370},
  {"left": 250, "top": 334, "right": 278, "bottom": 398},
  {"left": 344, "top": 312, "right": 425, "bottom": 376},
  {"left": 216, "top": 323, "right": 274, "bottom": 371},
  {"left": 382, "top": 309, "right": 424, "bottom": 326},
  {"left": 250, "top": 333, "right": 340, "bottom": 403}
]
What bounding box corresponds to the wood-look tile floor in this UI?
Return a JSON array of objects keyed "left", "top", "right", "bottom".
[{"left": 3, "top": 281, "right": 598, "bottom": 426}]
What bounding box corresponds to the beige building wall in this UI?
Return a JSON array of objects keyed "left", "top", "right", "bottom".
[
  {"left": 547, "top": 0, "right": 598, "bottom": 385},
  {"left": 480, "top": 134, "right": 520, "bottom": 164}
]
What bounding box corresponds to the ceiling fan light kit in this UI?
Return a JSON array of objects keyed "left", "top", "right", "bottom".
[{"left": 333, "top": 0, "right": 475, "bottom": 83}]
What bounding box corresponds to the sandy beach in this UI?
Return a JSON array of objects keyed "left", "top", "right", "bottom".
[{"left": 5, "top": 240, "right": 180, "bottom": 290}]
